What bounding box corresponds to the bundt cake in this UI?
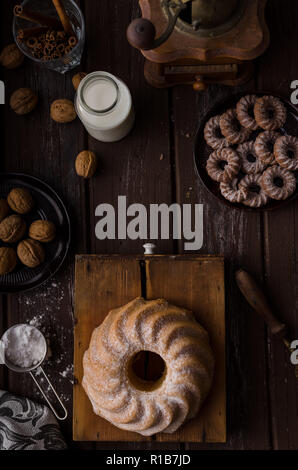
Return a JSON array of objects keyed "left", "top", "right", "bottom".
[{"left": 82, "top": 297, "right": 214, "bottom": 436}]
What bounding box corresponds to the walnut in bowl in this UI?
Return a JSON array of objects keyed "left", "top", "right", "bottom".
[
  {"left": 0, "top": 215, "right": 26, "bottom": 243},
  {"left": 17, "top": 239, "right": 45, "bottom": 268},
  {"left": 0, "top": 247, "right": 17, "bottom": 275},
  {"left": 29, "top": 220, "right": 56, "bottom": 243},
  {"left": 7, "top": 187, "right": 34, "bottom": 214}
]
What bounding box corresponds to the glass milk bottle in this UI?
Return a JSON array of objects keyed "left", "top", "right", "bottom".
[{"left": 75, "top": 71, "right": 135, "bottom": 142}]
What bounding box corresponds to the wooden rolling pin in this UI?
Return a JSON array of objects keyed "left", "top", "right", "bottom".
[
  {"left": 236, "top": 268, "right": 298, "bottom": 378},
  {"left": 235, "top": 269, "right": 286, "bottom": 336}
]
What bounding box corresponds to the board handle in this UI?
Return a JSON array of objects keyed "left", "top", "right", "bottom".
[{"left": 235, "top": 269, "right": 286, "bottom": 336}]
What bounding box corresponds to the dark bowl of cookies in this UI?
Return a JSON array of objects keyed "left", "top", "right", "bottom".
[
  {"left": 194, "top": 92, "right": 298, "bottom": 211},
  {"left": 0, "top": 173, "right": 70, "bottom": 293}
]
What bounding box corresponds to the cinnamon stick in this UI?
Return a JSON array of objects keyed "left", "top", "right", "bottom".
[
  {"left": 14, "top": 5, "right": 61, "bottom": 29},
  {"left": 51, "top": 0, "right": 74, "bottom": 36},
  {"left": 17, "top": 26, "right": 48, "bottom": 41}
]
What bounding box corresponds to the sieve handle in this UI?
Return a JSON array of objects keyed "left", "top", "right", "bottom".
[{"left": 30, "top": 366, "right": 68, "bottom": 421}]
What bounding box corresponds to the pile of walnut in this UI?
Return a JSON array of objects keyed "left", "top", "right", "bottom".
[
  {"left": 0, "top": 188, "right": 56, "bottom": 276},
  {"left": 204, "top": 94, "right": 298, "bottom": 208}
]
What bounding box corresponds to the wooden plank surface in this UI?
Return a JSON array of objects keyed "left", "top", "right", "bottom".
[
  {"left": 0, "top": 0, "right": 87, "bottom": 445},
  {"left": 84, "top": 0, "right": 173, "bottom": 256},
  {"left": 146, "top": 256, "right": 225, "bottom": 442},
  {"left": 255, "top": 0, "right": 298, "bottom": 450},
  {"left": 73, "top": 254, "right": 225, "bottom": 442},
  {"left": 172, "top": 82, "right": 271, "bottom": 450}
]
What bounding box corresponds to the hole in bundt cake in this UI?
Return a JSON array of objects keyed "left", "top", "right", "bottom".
[
  {"left": 246, "top": 153, "right": 256, "bottom": 163},
  {"left": 287, "top": 149, "right": 295, "bottom": 159},
  {"left": 128, "top": 350, "right": 166, "bottom": 392}
]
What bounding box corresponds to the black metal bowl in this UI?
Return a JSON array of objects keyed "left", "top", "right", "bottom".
[
  {"left": 0, "top": 173, "right": 71, "bottom": 293},
  {"left": 194, "top": 92, "right": 298, "bottom": 212}
]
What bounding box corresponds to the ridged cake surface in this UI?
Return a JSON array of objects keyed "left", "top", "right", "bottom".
[{"left": 83, "top": 297, "right": 214, "bottom": 436}]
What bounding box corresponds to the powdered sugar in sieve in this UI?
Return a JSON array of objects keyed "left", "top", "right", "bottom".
[
  {"left": 0, "top": 323, "right": 67, "bottom": 420},
  {"left": 2, "top": 324, "right": 46, "bottom": 370}
]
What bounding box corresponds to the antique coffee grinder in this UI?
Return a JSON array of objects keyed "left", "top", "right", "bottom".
[{"left": 127, "top": 0, "right": 269, "bottom": 90}]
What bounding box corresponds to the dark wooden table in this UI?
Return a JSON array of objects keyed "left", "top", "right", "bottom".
[{"left": 1, "top": 0, "right": 298, "bottom": 451}]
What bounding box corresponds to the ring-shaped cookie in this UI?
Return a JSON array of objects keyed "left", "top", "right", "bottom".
[
  {"left": 254, "top": 130, "right": 280, "bottom": 165},
  {"left": 236, "top": 95, "right": 259, "bottom": 131},
  {"left": 219, "top": 109, "right": 251, "bottom": 145},
  {"left": 261, "top": 165, "right": 296, "bottom": 200},
  {"left": 254, "top": 95, "right": 287, "bottom": 131},
  {"left": 206, "top": 147, "right": 240, "bottom": 183},
  {"left": 204, "top": 115, "right": 229, "bottom": 150},
  {"left": 274, "top": 135, "right": 298, "bottom": 171},
  {"left": 237, "top": 140, "right": 266, "bottom": 174},
  {"left": 220, "top": 179, "right": 248, "bottom": 203},
  {"left": 239, "top": 173, "right": 269, "bottom": 207}
]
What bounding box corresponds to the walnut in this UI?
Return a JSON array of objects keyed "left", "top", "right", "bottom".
[
  {"left": 0, "top": 247, "right": 17, "bottom": 275},
  {"left": 29, "top": 220, "right": 56, "bottom": 243},
  {"left": 75, "top": 150, "right": 97, "bottom": 178},
  {"left": 17, "top": 239, "right": 45, "bottom": 268},
  {"left": 0, "top": 215, "right": 26, "bottom": 243},
  {"left": 0, "top": 44, "right": 24, "bottom": 69},
  {"left": 7, "top": 188, "right": 34, "bottom": 214},
  {"left": 50, "top": 99, "right": 77, "bottom": 123},
  {"left": 72, "top": 72, "right": 87, "bottom": 90},
  {"left": 0, "top": 199, "right": 10, "bottom": 222},
  {"left": 10, "top": 88, "right": 38, "bottom": 115}
]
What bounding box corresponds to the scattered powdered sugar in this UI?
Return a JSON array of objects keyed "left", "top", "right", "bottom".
[
  {"left": 29, "top": 314, "right": 46, "bottom": 329},
  {"left": 59, "top": 363, "right": 73, "bottom": 383},
  {"left": 19, "top": 278, "right": 71, "bottom": 320},
  {"left": 2, "top": 325, "right": 46, "bottom": 369}
]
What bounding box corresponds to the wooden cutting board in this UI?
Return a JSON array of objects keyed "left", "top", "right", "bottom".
[{"left": 73, "top": 254, "right": 226, "bottom": 442}]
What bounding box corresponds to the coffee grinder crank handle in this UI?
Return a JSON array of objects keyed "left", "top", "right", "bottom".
[
  {"left": 235, "top": 269, "right": 286, "bottom": 336},
  {"left": 127, "top": 0, "right": 191, "bottom": 50}
]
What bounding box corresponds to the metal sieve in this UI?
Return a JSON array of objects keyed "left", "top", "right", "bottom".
[{"left": 0, "top": 324, "right": 68, "bottom": 421}]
